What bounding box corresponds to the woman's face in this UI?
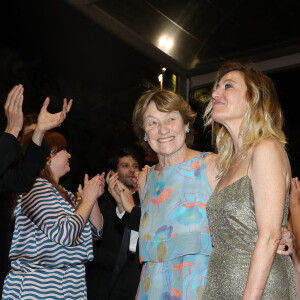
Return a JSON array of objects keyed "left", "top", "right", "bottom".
[
  {"left": 49, "top": 149, "right": 71, "bottom": 179},
  {"left": 211, "top": 70, "right": 248, "bottom": 129},
  {"left": 143, "top": 101, "right": 188, "bottom": 157}
]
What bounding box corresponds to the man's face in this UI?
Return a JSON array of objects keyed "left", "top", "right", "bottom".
[{"left": 117, "top": 156, "right": 139, "bottom": 190}]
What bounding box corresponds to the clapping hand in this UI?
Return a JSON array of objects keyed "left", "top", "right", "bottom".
[
  {"left": 36, "top": 97, "right": 73, "bottom": 133},
  {"left": 116, "top": 180, "right": 135, "bottom": 213},
  {"left": 78, "top": 173, "right": 105, "bottom": 204},
  {"left": 32, "top": 97, "right": 73, "bottom": 146},
  {"left": 106, "top": 171, "right": 123, "bottom": 211},
  {"left": 4, "top": 85, "right": 24, "bottom": 138}
]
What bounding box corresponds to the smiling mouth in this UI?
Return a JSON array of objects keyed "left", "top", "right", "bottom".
[
  {"left": 158, "top": 136, "right": 174, "bottom": 142},
  {"left": 213, "top": 100, "right": 224, "bottom": 106}
]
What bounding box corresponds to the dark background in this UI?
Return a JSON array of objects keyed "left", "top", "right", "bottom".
[{"left": 0, "top": 0, "right": 299, "bottom": 289}]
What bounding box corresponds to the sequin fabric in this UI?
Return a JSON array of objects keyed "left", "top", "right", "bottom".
[
  {"left": 203, "top": 176, "right": 297, "bottom": 299},
  {"left": 137, "top": 153, "right": 213, "bottom": 300}
]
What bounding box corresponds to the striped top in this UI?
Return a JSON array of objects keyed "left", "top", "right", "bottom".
[{"left": 2, "top": 178, "right": 102, "bottom": 300}]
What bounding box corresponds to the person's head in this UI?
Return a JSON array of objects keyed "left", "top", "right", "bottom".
[
  {"left": 204, "top": 61, "right": 286, "bottom": 176},
  {"left": 40, "top": 131, "right": 71, "bottom": 183},
  {"left": 22, "top": 130, "right": 74, "bottom": 208},
  {"left": 132, "top": 89, "right": 196, "bottom": 157},
  {"left": 21, "top": 114, "right": 38, "bottom": 137},
  {"left": 108, "top": 148, "right": 141, "bottom": 190}
]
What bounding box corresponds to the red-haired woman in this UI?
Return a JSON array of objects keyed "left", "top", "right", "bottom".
[{"left": 2, "top": 131, "right": 104, "bottom": 300}]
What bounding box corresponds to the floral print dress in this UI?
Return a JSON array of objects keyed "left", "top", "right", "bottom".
[{"left": 137, "top": 153, "right": 213, "bottom": 300}]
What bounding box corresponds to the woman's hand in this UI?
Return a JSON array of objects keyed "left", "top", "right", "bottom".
[
  {"left": 76, "top": 173, "right": 105, "bottom": 230},
  {"left": 78, "top": 173, "right": 105, "bottom": 204},
  {"left": 4, "top": 85, "right": 24, "bottom": 138}
]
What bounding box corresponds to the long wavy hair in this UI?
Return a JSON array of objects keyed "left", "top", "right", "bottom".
[
  {"left": 132, "top": 89, "right": 197, "bottom": 154},
  {"left": 204, "top": 62, "right": 286, "bottom": 177},
  {"left": 22, "top": 131, "right": 76, "bottom": 209}
]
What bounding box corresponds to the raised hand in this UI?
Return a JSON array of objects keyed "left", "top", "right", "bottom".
[
  {"left": 4, "top": 85, "right": 24, "bottom": 138},
  {"left": 78, "top": 173, "right": 105, "bottom": 204},
  {"left": 32, "top": 97, "right": 73, "bottom": 146},
  {"left": 76, "top": 173, "right": 105, "bottom": 229},
  {"left": 116, "top": 180, "right": 135, "bottom": 213},
  {"left": 36, "top": 97, "right": 73, "bottom": 133},
  {"left": 107, "top": 170, "right": 121, "bottom": 200}
]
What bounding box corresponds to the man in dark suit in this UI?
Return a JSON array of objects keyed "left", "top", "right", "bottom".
[{"left": 86, "top": 148, "right": 142, "bottom": 300}]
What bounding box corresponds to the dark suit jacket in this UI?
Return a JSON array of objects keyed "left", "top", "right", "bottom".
[
  {"left": 0, "top": 133, "right": 49, "bottom": 193},
  {"left": 109, "top": 204, "right": 141, "bottom": 300},
  {"left": 86, "top": 191, "right": 141, "bottom": 300},
  {"left": 0, "top": 132, "right": 49, "bottom": 286}
]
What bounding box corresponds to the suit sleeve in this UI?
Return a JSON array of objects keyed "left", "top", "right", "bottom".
[
  {"left": 0, "top": 138, "right": 49, "bottom": 193},
  {"left": 21, "top": 180, "right": 87, "bottom": 247},
  {"left": 0, "top": 133, "right": 22, "bottom": 176},
  {"left": 126, "top": 206, "right": 141, "bottom": 231}
]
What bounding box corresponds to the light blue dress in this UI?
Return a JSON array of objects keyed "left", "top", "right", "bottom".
[
  {"left": 2, "top": 178, "right": 102, "bottom": 300},
  {"left": 137, "top": 153, "right": 213, "bottom": 300}
]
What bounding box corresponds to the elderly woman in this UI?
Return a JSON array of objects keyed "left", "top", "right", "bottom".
[
  {"left": 202, "top": 62, "right": 296, "bottom": 299},
  {"left": 117, "top": 89, "right": 218, "bottom": 299},
  {"left": 2, "top": 131, "right": 105, "bottom": 299}
]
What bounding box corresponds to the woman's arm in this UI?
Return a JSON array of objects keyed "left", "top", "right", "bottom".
[
  {"left": 21, "top": 174, "right": 104, "bottom": 247},
  {"left": 289, "top": 178, "right": 300, "bottom": 249},
  {"left": 292, "top": 246, "right": 300, "bottom": 300},
  {"left": 88, "top": 201, "right": 103, "bottom": 239},
  {"left": 288, "top": 178, "right": 300, "bottom": 299},
  {"left": 204, "top": 152, "right": 219, "bottom": 192},
  {"left": 22, "top": 180, "right": 87, "bottom": 247},
  {"left": 77, "top": 173, "right": 105, "bottom": 231},
  {"left": 138, "top": 168, "right": 149, "bottom": 200},
  {"left": 287, "top": 218, "right": 300, "bottom": 299},
  {"left": 243, "top": 140, "right": 290, "bottom": 299}
]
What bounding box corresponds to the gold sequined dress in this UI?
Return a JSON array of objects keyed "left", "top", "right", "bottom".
[{"left": 203, "top": 176, "right": 296, "bottom": 299}]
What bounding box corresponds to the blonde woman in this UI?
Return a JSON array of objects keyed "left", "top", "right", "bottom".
[{"left": 203, "top": 62, "right": 296, "bottom": 299}]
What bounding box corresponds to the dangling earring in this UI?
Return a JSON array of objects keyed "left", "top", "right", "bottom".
[
  {"left": 144, "top": 135, "right": 148, "bottom": 142},
  {"left": 185, "top": 127, "right": 190, "bottom": 133}
]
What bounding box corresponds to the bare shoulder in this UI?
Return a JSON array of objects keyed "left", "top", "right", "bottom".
[
  {"left": 251, "top": 139, "right": 290, "bottom": 179},
  {"left": 204, "top": 152, "right": 218, "bottom": 173},
  {"left": 138, "top": 167, "right": 153, "bottom": 198},
  {"left": 204, "top": 152, "right": 217, "bottom": 165},
  {"left": 138, "top": 169, "right": 148, "bottom": 187},
  {"left": 254, "top": 139, "right": 285, "bottom": 153},
  {"left": 203, "top": 152, "right": 219, "bottom": 192},
  {"left": 252, "top": 139, "right": 288, "bottom": 166}
]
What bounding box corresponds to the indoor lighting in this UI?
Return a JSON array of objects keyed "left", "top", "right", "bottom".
[{"left": 158, "top": 36, "right": 174, "bottom": 50}]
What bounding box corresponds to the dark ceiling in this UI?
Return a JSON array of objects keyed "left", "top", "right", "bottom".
[{"left": 65, "top": 0, "right": 300, "bottom": 76}]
